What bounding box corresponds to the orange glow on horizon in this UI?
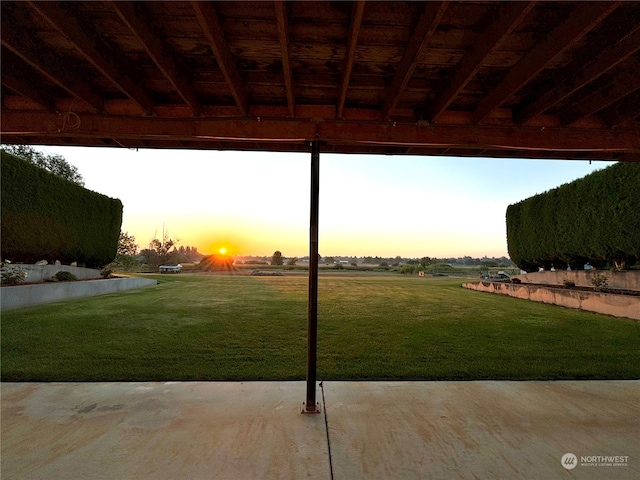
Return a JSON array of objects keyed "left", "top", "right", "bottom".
[{"left": 202, "top": 237, "right": 244, "bottom": 257}]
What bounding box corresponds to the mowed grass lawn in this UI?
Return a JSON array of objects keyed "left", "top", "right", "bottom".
[{"left": 2, "top": 274, "right": 639, "bottom": 381}]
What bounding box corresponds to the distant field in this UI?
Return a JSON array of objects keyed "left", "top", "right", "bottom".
[{"left": 2, "top": 274, "right": 639, "bottom": 381}]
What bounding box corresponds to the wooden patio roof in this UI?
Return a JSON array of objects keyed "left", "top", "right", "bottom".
[{"left": 1, "top": 1, "right": 639, "bottom": 160}]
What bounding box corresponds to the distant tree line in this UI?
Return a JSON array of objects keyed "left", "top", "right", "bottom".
[{"left": 507, "top": 162, "right": 640, "bottom": 272}]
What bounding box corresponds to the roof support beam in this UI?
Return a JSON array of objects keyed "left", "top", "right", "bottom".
[
  {"left": 3, "top": 111, "right": 638, "bottom": 154},
  {"left": 516, "top": 22, "right": 640, "bottom": 124},
  {"left": 600, "top": 90, "right": 640, "bottom": 127},
  {"left": 110, "top": 2, "right": 202, "bottom": 116},
  {"left": 191, "top": 0, "right": 249, "bottom": 116},
  {"left": 560, "top": 62, "right": 640, "bottom": 126},
  {"left": 274, "top": 1, "right": 295, "bottom": 116},
  {"left": 337, "top": 0, "right": 365, "bottom": 119},
  {"left": 473, "top": 2, "right": 620, "bottom": 124},
  {"left": 1, "top": 18, "right": 103, "bottom": 112},
  {"left": 1, "top": 51, "right": 57, "bottom": 112},
  {"left": 381, "top": 1, "right": 448, "bottom": 120},
  {"left": 27, "top": 1, "right": 155, "bottom": 116},
  {"left": 426, "top": 1, "right": 535, "bottom": 123}
]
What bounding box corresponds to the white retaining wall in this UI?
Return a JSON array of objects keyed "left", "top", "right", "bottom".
[
  {"left": 12, "top": 264, "right": 103, "bottom": 283},
  {"left": 513, "top": 271, "right": 640, "bottom": 292},
  {"left": 1, "top": 277, "right": 157, "bottom": 311},
  {"left": 462, "top": 281, "right": 640, "bottom": 320}
]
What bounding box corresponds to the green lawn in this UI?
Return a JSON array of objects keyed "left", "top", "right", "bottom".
[{"left": 2, "top": 274, "right": 639, "bottom": 381}]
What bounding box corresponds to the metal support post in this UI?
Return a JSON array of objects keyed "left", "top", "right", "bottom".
[{"left": 302, "top": 141, "right": 321, "bottom": 414}]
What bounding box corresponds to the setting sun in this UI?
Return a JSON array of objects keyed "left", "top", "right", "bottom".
[{"left": 219, "top": 248, "right": 227, "bottom": 255}]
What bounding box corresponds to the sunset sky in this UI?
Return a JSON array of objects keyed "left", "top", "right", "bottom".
[{"left": 39, "top": 145, "right": 614, "bottom": 259}]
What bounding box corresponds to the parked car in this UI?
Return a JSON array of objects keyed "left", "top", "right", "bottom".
[{"left": 481, "top": 271, "right": 511, "bottom": 282}]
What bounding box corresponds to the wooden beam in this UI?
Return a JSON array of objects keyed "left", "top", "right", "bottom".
[
  {"left": 317, "top": 122, "right": 640, "bottom": 154},
  {"left": 560, "top": 62, "right": 640, "bottom": 126},
  {"left": 110, "top": 1, "right": 202, "bottom": 116},
  {"left": 473, "top": 2, "right": 620, "bottom": 124},
  {"left": 3, "top": 111, "right": 639, "bottom": 154},
  {"left": 427, "top": 2, "right": 535, "bottom": 122},
  {"left": 1, "top": 17, "right": 103, "bottom": 112},
  {"left": 516, "top": 22, "right": 640, "bottom": 123},
  {"left": 337, "top": 0, "right": 365, "bottom": 119},
  {"left": 600, "top": 89, "right": 640, "bottom": 128},
  {"left": 274, "top": 1, "right": 295, "bottom": 116},
  {"left": 381, "top": 1, "right": 448, "bottom": 120},
  {"left": 28, "top": 1, "right": 155, "bottom": 115},
  {"left": 191, "top": 0, "right": 249, "bottom": 116},
  {"left": 1, "top": 51, "right": 57, "bottom": 111}
]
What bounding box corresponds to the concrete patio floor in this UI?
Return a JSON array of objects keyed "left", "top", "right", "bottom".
[{"left": 2, "top": 381, "right": 638, "bottom": 480}]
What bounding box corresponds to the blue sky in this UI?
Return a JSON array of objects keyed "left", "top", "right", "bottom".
[{"left": 39, "top": 146, "right": 614, "bottom": 258}]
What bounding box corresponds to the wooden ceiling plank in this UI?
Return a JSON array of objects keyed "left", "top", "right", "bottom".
[
  {"left": 560, "top": 62, "right": 640, "bottom": 125},
  {"left": 110, "top": 1, "right": 202, "bottom": 116},
  {"left": 337, "top": 0, "right": 365, "bottom": 119},
  {"left": 274, "top": 1, "right": 295, "bottom": 116},
  {"left": 381, "top": 1, "right": 448, "bottom": 120},
  {"left": 28, "top": 1, "right": 155, "bottom": 115},
  {"left": 517, "top": 24, "right": 640, "bottom": 124},
  {"left": 1, "top": 17, "right": 103, "bottom": 112},
  {"left": 427, "top": 1, "right": 535, "bottom": 123},
  {"left": 472, "top": 2, "right": 620, "bottom": 124},
  {"left": 599, "top": 89, "right": 640, "bottom": 128},
  {"left": 191, "top": 0, "right": 249, "bottom": 116}
]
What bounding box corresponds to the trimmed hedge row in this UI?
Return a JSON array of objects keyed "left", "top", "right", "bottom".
[
  {"left": 1, "top": 151, "right": 122, "bottom": 267},
  {"left": 507, "top": 162, "right": 640, "bottom": 272}
]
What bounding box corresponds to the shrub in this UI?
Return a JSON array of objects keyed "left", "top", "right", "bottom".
[
  {"left": 591, "top": 274, "right": 608, "bottom": 291},
  {"left": 1, "top": 260, "right": 28, "bottom": 285},
  {"left": 563, "top": 279, "right": 576, "bottom": 288},
  {"left": 1, "top": 151, "right": 122, "bottom": 267},
  {"left": 54, "top": 271, "right": 77, "bottom": 282},
  {"left": 507, "top": 162, "right": 640, "bottom": 271},
  {"left": 100, "top": 266, "right": 114, "bottom": 278}
]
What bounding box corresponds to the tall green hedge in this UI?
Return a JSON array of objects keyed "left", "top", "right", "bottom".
[
  {"left": 1, "top": 151, "right": 122, "bottom": 267},
  {"left": 507, "top": 162, "right": 640, "bottom": 271}
]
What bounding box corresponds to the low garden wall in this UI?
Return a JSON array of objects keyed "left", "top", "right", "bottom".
[
  {"left": 1, "top": 277, "right": 157, "bottom": 311},
  {"left": 15, "top": 264, "right": 103, "bottom": 283},
  {"left": 512, "top": 270, "right": 640, "bottom": 292},
  {"left": 462, "top": 281, "right": 640, "bottom": 321}
]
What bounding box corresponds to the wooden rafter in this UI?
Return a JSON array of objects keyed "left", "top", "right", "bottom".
[
  {"left": 381, "top": 1, "right": 448, "bottom": 120},
  {"left": 516, "top": 23, "right": 640, "bottom": 124},
  {"left": 1, "top": 51, "right": 56, "bottom": 111},
  {"left": 473, "top": 2, "right": 620, "bottom": 124},
  {"left": 191, "top": 0, "right": 249, "bottom": 116},
  {"left": 27, "top": 1, "right": 155, "bottom": 115},
  {"left": 426, "top": 1, "right": 535, "bottom": 123},
  {"left": 337, "top": 0, "right": 365, "bottom": 120},
  {"left": 274, "top": 1, "right": 294, "bottom": 116},
  {"left": 560, "top": 62, "right": 640, "bottom": 126},
  {"left": 110, "top": 2, "right": 201, "bottom": 116},
  {"left": 600, "top": 89, "right": 640, "bottom": 127},
  {"left": 0, "top": 17, "right": 103, "bottom": 112}
]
